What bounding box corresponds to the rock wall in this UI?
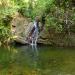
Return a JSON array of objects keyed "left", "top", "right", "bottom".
[
  {"left": 11, "top": 13, "right": 49, "bottom": 45},
  {"left": 11, "top": 12, "right": 75, "bottom": 47},
  {"left": 11, "top": 12, "right": 34, "bottom": 44}
]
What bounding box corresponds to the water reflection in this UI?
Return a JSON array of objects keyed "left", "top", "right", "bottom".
[
  {"left": 20, "top": 45, "right": 39, "bottom": 69},
  {"left": 0, "top": 46, "right": 75, "bottom": 75},
  {"left": 31, "top": 44, "right": 38, "bottom": 56},
  {"left": 15, "top": 45, "right": 40, "bottom": 75},
  {"left": 31, "top": 45, "right": 39, "bottom": 68}
]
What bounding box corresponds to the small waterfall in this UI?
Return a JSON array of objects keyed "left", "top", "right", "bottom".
[{"left": 29, "top": 20, "right": 39, "bottom": 46}]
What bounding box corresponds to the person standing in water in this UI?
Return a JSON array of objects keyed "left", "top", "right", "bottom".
[{"left": 28, "top": 17, "right": 40, "bottom": 45}]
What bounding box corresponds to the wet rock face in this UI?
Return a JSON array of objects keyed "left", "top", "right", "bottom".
[
  {"left": 11, "top": 13, "right": 34, "bottom": 44},
  {"left": 11, "top": 13, "right": 50, "bottom": 45},
  {"left": 11, "top": 12, "right": 75, "bottom": 47}
]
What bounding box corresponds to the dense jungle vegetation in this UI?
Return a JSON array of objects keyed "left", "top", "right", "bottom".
[{"left": 0, "top": 0, "right": 75, "bottom": 45}]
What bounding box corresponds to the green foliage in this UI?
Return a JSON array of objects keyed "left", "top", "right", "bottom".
[
  {"left": 0, "top": 24, "right": 10, "bottom": 44},
  {"left": 33, "top": 0, "right": 55, "bottom": 16},
  {"left": 0, "top": 0, "right": 75, "bottom": 44},
  {"left": 0, "top": 0, "right": 16, "bottom": 44},
  {"left": 0, "top": 15, "right": 12, "bottom": 43},
  {"left": 46, "top": 16, "right": 63, "bottom": 32}
]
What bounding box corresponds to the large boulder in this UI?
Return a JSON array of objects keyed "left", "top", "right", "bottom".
[
  {"left": 11, "top": 12, "right": 34, "bottom": 44},
  {"left": 11, "top": 12, "right": 75, "bottom": 47},
  {"left": 11, "top": 12, "right": 48, "bottom": 45}
]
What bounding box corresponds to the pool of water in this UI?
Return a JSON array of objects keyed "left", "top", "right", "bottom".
[{"left": 0, "top": 45, "right": 75, "bottom": 75}]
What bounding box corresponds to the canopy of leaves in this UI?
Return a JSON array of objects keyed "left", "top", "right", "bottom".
[{"left": 0, "top": 0, "right": 75, "bottom": 43}]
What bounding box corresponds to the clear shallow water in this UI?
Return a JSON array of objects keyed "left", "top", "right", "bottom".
[{"left": 0, "top": 45, "right": 75, "bottom": 75}]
